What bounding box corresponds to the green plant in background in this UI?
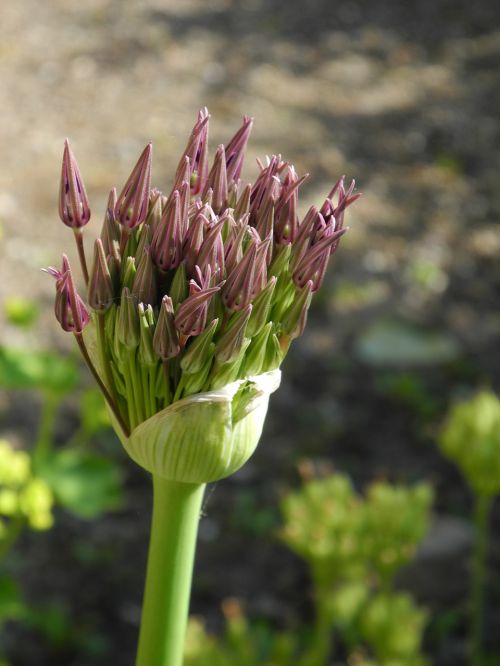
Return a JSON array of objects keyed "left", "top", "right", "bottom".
[
  {"left": 0, "top": 438, "right": 54, "bottom": 664},
  {"left": 0, "top": 296, "right": 123, "bottom": 663},
  {"left": 280, "top": 472, "right": 432, "bottom": 665},
  {"left": 47, "top": 108, "right": 359, "bottom": 666},
  {"left": 183, "top": 471, "right": 432, "bottom": 666},
  {"left": 439, "top": 390, "right": 500, "bottom": 666}
]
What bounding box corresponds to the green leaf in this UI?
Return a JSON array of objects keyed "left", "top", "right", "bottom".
[
  {"left": 0, "top": 346, "right": 80, "bottom": 394},
  {"left": 39, "top": 450, "right": 123, "bottom": 519}
]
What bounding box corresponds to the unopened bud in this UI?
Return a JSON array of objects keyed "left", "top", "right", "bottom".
[
  {"left": 216, "top": 305, "right": 252, "bottom": 365},
  {"left": 153, "top": 296, "right": 180, "bottom": 361},
  {"left": 115, "top": 144, "right": 152, "bottom": 230},
  {"left": 59, "top": 140, "right": 91, "bottom": 229},
  {"left": 88, "top": 239, "right": 114, "bottom": 312},
  {"left": 181, "top": 319, "right": 218, "bottom": 375}
]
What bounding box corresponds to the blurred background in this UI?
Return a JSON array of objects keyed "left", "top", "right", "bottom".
[{"left": 0, "top": 0, "right": 499, "bottom": 664}]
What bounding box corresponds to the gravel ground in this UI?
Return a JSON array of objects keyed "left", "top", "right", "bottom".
[{"left": 1, "top": 1, "right": 500, "bottom": 664}]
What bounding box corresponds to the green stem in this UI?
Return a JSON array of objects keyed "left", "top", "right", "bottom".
[
  {"left": 73, "top": 228, "right": 89, "bottom": 285},
  {"left": 470, "top": 493, "right": 492, "bottom": 666},
  {"left": 33, "top": 391, "right": 59, "bottom": 468},
  {"left": 136, "top": 477, "right": 205, "bottom": 666}
]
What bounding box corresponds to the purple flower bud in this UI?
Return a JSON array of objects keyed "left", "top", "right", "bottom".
[
  {"left": 59, "top": 140, "right": 91, "bottom": 228},
  {"left": 203, "top": 145, "right": 228, "bottom": 214},
  {"left": 151, "top": 191, "right": 183, "bottom": 271},
  {"left": 171, "top": 156, "right": 190, "bottom": 195},
  {"left": 45, "top": 255, "right": 90, "bottom": 333},
  {"left": 196, "top": 218, "right": 225, "bottom": 279},
  {"left": 183, "top": 209, "right": 208, "bottom": 275},
  {"left": 115, "top": 144, "right": 152, "bottom": 230},
  {"left": 292, "top": 227, "right": 347, "bottom": 291},
  {"left": 175, "top": 284, "right": 222, "bottom": 338},
  {"left": 222, "top": 239, "right": 258, "bottom": 311},
  {"left": 176, "top": 108, "right": 210, "bottom": 195},
  {"left": 224, "top": 219, "right": 248, "bottom": 275},
  {"left": 274, "top": 167, "right": 308, "bottom": 245},
  {"left": 289, "top": 206, "right": 324, "bottom": 274},
  {"left": 234, "top": 183, "right": 251, "bottom": 221},
  {"left": 224, "top": 115, "right": 253, "bottom": 185},
  {"left": 100, "top": 188, "right": 120, "bottom": 258},
  {"left": 88, "top": 239, "right": 114, "bottom": 311},
  {"left": 215, "top": 305, "right": 252, "bottom": 365},
  {"left": 145, "top": 189, "right": 164, "bottom": 233},
  {"left": 132, "top": 246, "right": 157, "bottom": 305},
  {"left": 153, "top": 296, "right": 180, "bottom": 361}
]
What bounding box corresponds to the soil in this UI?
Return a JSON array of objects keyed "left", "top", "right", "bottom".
[{"left": 1, "top": 0, "right": 500, "bottom": 664}]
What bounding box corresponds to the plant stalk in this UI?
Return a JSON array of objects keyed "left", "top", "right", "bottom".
[
  {"left": 135, "top": 476, "right": 205, "bottom": 666},
  {"left": 470, "top": 492, "right": 492, "bottom": 666}
]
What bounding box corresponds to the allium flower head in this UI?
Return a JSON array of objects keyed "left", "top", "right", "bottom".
[{"left": 47, "top": 110, "right": 358, "bottom": 482}]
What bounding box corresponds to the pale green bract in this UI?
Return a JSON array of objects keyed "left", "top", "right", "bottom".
[{"left": 110, "top": 370, "right": 280, "bottom": 483}]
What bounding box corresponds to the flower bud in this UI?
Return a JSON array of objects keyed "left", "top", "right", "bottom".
[
  {"left": 181, "top": 319, "right": 218, "bottom": 375},
  {"left": 117, "top": 288, "right": 140, "bottom": 351},
  {"left": 215, "top": 305, "right": 252, "bottom": 365},
  {"left": 175, "top": 285, "right": 221, "bottom": 337},
  {"left": 240, "top": 322, "right": 272, "bottom": 377},
  {"left": 138, "top": 303, "right": 157, "bottom": 366},
  {"left": 115, "top": 144, "right": 152, "bottom": 230},
  {"left": 281, "top": 280, "right": 313, "bottom": 339},
  {"left": 45, "top": 255, "right": 90, "bottom": 333},
  {"left": 59, "top": 140, "right": 91, "bottom": 228},
  {"left": 203, "top": 145, "right": 228, "bottom": 214},
  {"left": 151, "top": 190, "right": 183, "bottom": 271},
  {"left": 132, "top": 247, "right": 157, "bottom": 306},
  {"left": 153, "top": 296, "right": 180, "bottom": 361},
  {"left": 246, "top": 276, "right": 277, "bottom": 337},
  {"left": 224, "top": 116, "right": 253, "bottom": 185},
  {"left": 88, "top": 239, "right": 114, "bottom": 312}
]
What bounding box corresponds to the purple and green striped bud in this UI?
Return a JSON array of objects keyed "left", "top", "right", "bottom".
[
  {"left": 100, "top": 188, "right": 121, "bottom": 259},
  {"left": 45, "top": 255, "right": 90, "bottom": 333},
  {"left": 132, "top": 246, "right": 157, "bottom": 305},
  {"left": 153, "top": 296, "right": 180, "bottom": 361},
  {"left": 59, "top": 140, "right": 91, "bottom": 228},
  {"left": 181, "top": 318, "right": 218, "bottom": 375},
  {"left": 88, "top": 239, "right": 114, "bottom": 312},
  {"left": 203, "top": 145, "right": 228, "bottom": 214},
  {"left": 177, "top": 107, "right": 209, "bottom": 195},
  {"left": 151, "top": 191, "right": 183, "bottom": 271},
  {"left": 117, "top": 288, "right": 140, "bottom": 351},
  {"left": 240, "top": 322, "right": 273, "bottom": 377},
  {"left": 234, "top": 183, "right": 251, "bottom": 221},
  {"left": 115, "top": 144, "right": 152, "bottom": 230},
  {"left": 138, "top": 303, "right": 157, "bottom": 366},
  {"left": 175, "top": 283, "right": 221, "bottom": 338},
  {"left": 215, "top": 305, "right": 252, "bottom": 365},
  {"left": 224, "top": 115, "right": 253, "bottom": 185},
  {"left": 246, "top": 276, "right": 277, "bottom": 338},
  {"left": 281, "top": 280, "right": 313, "bottom": 340}
]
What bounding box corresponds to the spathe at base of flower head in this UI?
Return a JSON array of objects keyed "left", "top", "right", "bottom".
[{"left": 47, "top": 110, "right": 359, "bottom": 483}]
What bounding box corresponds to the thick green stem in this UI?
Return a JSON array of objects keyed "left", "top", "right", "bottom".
[
  {"left": 470, "top": 493, "right": 492, "bottom": 666},
  {"left": 135, "top": 476, "right": 205, "bottom": 666}
]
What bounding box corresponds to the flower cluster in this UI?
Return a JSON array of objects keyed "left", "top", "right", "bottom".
[{"left": 48, "top": 110, "right": 358, "bottom": 437}]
